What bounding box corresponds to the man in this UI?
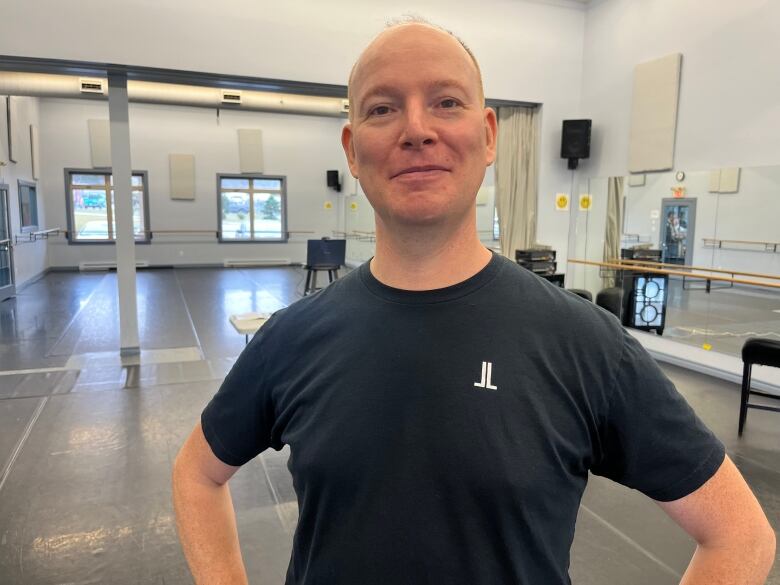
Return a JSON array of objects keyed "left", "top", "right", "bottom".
[{"left": 173, "top": 20, "right": 775, "bottom": 584}]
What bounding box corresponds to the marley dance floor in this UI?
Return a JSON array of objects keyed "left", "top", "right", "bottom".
[{"left": 0, "top": 267, "right": 777, "bottom": 584}]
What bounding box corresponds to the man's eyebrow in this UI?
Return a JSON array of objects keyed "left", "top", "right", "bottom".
[{"left": 358, "top": 79, "right": 473, "bottom": 107}]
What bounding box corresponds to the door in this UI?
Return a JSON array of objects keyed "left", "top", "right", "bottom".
[
  {"left": 660, "top": 198, "right": 697, "bottom": 266},
  {"left": 0, "top": 185, "right": 15, "bottom": 301}
]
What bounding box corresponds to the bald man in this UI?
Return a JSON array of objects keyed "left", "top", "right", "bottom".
[{"left": 173, "top": 21, "right": 775, "bottom": 585}]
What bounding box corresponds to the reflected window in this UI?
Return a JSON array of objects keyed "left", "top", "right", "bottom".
[
  {"left": 66, "top": 170, "right": 150, "bottom": 243},
  {"left": 18, "top": 180, "right": 39, "bottom": 232},
  {"left": 218, "top": 174, "right": 287, "bottom": 242}
]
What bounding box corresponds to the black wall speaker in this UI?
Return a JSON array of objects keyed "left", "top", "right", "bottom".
[
  {"left": 561, "top": 119, "right": 591, "bottom": 169},
  {"left": 326, "top": 170, "right": 341, "bottom": 192}
]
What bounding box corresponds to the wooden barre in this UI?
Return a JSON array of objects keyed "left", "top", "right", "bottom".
[
  {"left": 703, "top": 238, "right": 780, "bottom": 246},
  {"left": 610, "top": 258, "right": 780, "bottom": 282},
  {"left": 568, "top": 258, "right": 780, "bottom": 290}
]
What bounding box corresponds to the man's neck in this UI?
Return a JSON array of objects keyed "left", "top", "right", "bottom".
[{"left": 369, "top": 216, "right": 493, "bottom": 291}]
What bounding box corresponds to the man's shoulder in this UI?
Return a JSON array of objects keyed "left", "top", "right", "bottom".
[
  {"left": 490, "top": 256, "right": 625, "bottom": 345},
  {"left": 259, "top": 264, "right": 364, "bottom": 336}
]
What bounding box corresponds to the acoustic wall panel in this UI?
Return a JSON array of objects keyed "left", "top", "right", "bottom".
[
  {"left": 708, "top": 167, "right": 741, "bottom": 193},
  {"left": 238, "top": 129, "right": 264, "bottom": 173},
  {"left": 719, "top": 167, "right": 741, "bottom": 193},
  {"left": 0, "top": 97, "right": 8, "bottom": 165},
  {"left": 628, "top": 53, "right": 682, "bottom": 173},
  {"left": 708, "top": 170, "right": 721, "bottom": 192},
  {"left": 169, "top": 154, "right": 196, "bottom": 200},
  {"left": 88, "top": 119, "right": 111, "bottom": 168},
  {"left": 30, "top": 124, "right": 39, "bottom": 180}
]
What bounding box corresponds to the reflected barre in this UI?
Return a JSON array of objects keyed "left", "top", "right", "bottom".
[
  {"left": 703, "top": 238, "right": 780, "bottom": 253},
  {"left": 333, "top": 230, "right": 376, "bottom": 243},
  {"left": 13, "top": 227, "right": 63, "bottom": 244},
  {"left": 568, "top": 258, "right": 780, "bottom": 290},
  {"left": 609, "top": 258, "right": 780, "bottom": 282}
]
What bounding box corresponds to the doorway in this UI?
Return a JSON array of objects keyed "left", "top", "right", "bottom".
[
  {"left": 660, "top": 198, "right": 697, "bottom": 266},
  {"left": 0, "top": 185, "right": 15, "bottom": 301}
]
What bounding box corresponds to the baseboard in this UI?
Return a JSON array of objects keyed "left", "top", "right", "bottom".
[
  {"left": 16, "top": 267, "right": 52, "bottom": 292},
  {"left": 630, "top": 329, "right": 780, "bottom": 396}
]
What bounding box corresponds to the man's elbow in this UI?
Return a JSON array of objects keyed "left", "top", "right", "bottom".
[{"left": 754, "top": 522, "right": 777, "bottom": 572}]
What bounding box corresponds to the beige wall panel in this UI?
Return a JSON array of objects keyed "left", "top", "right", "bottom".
[
  {"left": 628, "top": 53, "right": 682, "bottom": 173},
  {"left": 238, "top": 129, "right": 263, "bottom": 173},
  {"left": 169, "top": 154, "right": 196, "bottom": 200}
]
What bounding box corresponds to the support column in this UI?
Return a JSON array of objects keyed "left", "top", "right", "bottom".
[{"left": 108, "top": 69, "right": 140, "bottom": 355}]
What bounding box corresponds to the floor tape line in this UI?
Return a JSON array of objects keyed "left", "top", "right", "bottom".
[
  {"left": 579, "top": 504, "right": 682, "bottom": 579},
  {"left": 0, "top": 396, "right": 48, "bottom": 494}
]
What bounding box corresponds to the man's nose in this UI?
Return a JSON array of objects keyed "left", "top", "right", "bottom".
[{"left": 400, "top": 106, "right": 436, "bottom": 149}]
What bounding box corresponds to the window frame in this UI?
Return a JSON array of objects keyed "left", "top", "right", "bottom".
[
  {"left": 216, "top": 173, "right": 288, "bottom": 243},
  {"left": 17, "top": 180, "right": 39, "bottom": 233},
  {"left": 64, "top": 168, "right": 151, "bottom": 245}
]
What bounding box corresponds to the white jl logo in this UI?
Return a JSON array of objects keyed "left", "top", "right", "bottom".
[{"left": 474, "top": 361, "right": 498, "bottom": 390}]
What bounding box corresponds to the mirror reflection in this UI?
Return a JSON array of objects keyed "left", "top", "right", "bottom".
[{"left": 569, "top": 164, "right": 780, "bottom": 357}]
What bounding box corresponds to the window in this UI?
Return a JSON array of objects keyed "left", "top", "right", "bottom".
[
  {"left": 218, "top": 174, "right": 287, "bottom": 242},
  {"left": 66, "top": 170, "right": 150, "bottom": 243},
  {"left": 493, "top": 207, "right": 500, "bottom": 240},
  {"left": 18, "top": 180, "right": 39, "bottom": 232}
]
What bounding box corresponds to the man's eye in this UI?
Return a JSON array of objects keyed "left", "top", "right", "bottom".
[
  {"left": 369, "top": 105, "right": 391, "bottom": 116},
  {"left": 440, "top": 98, "right": 459, "bottom": 108}
]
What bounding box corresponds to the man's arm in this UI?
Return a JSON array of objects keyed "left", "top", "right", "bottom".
[
  {"left": 172, "top": 422, "right": 248, "bottom": 585},
  {"left": 656, "top": 454, "right": 776, "bottom": 584}
]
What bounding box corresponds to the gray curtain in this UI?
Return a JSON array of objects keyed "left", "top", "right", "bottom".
[
  {"left": 495, "top": 106, "right": 539, "bottom": 257},
  {"left": 602, "top": 176, "right": 624, "bottom": 288}
]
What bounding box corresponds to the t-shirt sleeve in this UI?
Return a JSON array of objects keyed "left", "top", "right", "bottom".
[
  {"left": 590, "top": 328, "right": 726, "bottom": 502},
  {"left": 200, "top": 317, "right": 280, "bottom": 466}
]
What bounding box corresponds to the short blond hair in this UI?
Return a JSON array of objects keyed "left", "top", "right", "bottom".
[{"left": 347, "top": 16, "right": 485, "bottom": 122}]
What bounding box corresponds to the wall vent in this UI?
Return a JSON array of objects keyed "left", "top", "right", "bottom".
[
  {"left": 221, "top": 89, "right": 242, "bottom": 105},
  {"left": 223, "top": 259, "right": 291, "bottom": 268},
  {"left": 79, "top": 78, "right": 105, "bottom": 94},
  {"left": 79, "top": 260, "right": 150, "bottom": 271}
]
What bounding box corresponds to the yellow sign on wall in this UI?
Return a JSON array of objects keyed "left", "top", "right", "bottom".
[
  {"left": 555, "top": 193, "right": 570, "bottom": 211},
  {"left": 349, "top": 201, "right": 358, "bottom": 212},
  {"left": 324, "top": 201, "right": 333, "bottom": 210},
  {"left": 579, "top": 194, "right": 593, "bottom": 211}
]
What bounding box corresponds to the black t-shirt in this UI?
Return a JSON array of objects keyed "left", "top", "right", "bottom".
[{"left": 201, "top": 251, "right": 725, "bottom": 585}]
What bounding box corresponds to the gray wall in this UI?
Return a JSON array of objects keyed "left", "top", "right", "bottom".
[
  {"left": 0, "top": 96, "right": 46, "bottom": 286},
  {"left": 0, "top": 0, "right": 587, "bottom": 263},
  {"left": 39, "top": 99, "right": 350, "bottom": 267}
]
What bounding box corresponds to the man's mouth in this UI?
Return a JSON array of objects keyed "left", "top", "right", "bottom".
[{"left": 391, "top": 165, "right": 450, "bottom": 179}]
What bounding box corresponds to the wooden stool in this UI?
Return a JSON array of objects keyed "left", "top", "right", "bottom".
[
  {"left": 739, "top": 337, "right": 780, "bottom": 436},
  {"left": 304, "top": 265, "right": 339, "bottom": 296}
]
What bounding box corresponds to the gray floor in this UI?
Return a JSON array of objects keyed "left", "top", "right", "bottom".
[
  {"left": 664, "top": 279, "right": 780, "bottom": 356},
  {"left": 0, "top": 267, "right": 777, "bottom": 584}
]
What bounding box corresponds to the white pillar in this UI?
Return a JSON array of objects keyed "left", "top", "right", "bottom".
[{"left": 108, "top": 70, "right": 140, "bottom": 355}]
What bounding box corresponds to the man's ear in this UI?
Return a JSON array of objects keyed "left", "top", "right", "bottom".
[
  {"left": 484, "top": 107, "right": 498, "bottom": 166},
  {"left": 341, "top": 123, "right": 359, "bottom": 178}
]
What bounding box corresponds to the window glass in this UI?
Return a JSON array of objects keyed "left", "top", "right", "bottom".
[
  {"left": 253, "top": 193, "right": 283, "bottom": 239},
  {"left": 68, "top": 171, "right": 148, "bottom": 243},
  {"left": 221, "top": 192, "right": 251, "bottom": 239},
  {"left": 72, "top": 174, "right": 107, "bottom": 186},
  {"left": 221, "top": 178, "right": 251, "bottom": 190},
  {"left": 253, "top": 178, "right": 282, "bottom": 191},
  {"left": 18, "top": 183, "right": 39, "bottom": 230},
  {"left": 218, "top": 175, "right": 286, "bottom": 242}
]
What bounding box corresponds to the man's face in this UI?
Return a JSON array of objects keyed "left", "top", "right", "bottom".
[{"left": 342, "top": 25, "right": 497, "bottom": 228}]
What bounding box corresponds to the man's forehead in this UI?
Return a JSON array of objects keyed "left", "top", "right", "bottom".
[{"left": 350, "top": 23, "right": 479, "bottom": 101}]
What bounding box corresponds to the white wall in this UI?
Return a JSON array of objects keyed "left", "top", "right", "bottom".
[
  {"left": 579, "top": 0, "right": 780, "bottom": 177},
  {"left": 39, "top": 99, "right": 347, "bottom": 267},
  {"left": 0, "top": 96, "right": 47, "bottom": 286},
  {"left": 1, "top": 0, "right": 587, "bottom": 264}
]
